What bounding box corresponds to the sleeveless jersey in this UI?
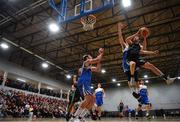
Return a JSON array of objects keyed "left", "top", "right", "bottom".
[
  {"left": 95, "top": 88, "right": 103, "bottom": 99},
  {"left": 139, "top": 84, "right": 148, "bottom": 97}
]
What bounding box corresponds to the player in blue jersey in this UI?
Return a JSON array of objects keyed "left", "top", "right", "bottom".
[
  {"left": 73, "top": 48, "right": 104, "bottom": 121},
  {"left": 95, "top": 83, "right": 105, "bottom": 120},
  {"left": 136, "top": 80, "right": 151, "bottom": 119}
]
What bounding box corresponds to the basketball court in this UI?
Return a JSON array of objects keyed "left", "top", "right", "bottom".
[
  {"left": 1, "top": 118, "right": 180, "bottom": 122},
  {"left": 0, "top": 0, "right": 180, "bottom": 122}
]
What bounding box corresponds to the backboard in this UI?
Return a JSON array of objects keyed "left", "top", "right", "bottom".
[{"left": 49, "top": 0, "right": 115, "bottom": 23}]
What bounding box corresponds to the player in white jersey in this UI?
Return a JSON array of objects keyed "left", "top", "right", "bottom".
[
  {"left": 136, "top": 80, "right": 151, "bottom": 119},
  {"left": 95, "top": 83, "right": 105, "bottom": 120}
]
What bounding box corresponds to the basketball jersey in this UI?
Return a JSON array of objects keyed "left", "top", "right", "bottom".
[
  {"left": 95, "top": 88, "right": 103, "bottom": 99},
  {"left": 139, "top": 84, "right": 148, "bottom": 97},
  {"left": 78, "top": 67, "right": 92, "bottom": 83},
  {"left": 122, "top": 47, "right": 129, "bottom": 72},
  {"left": 95, "top": 87, "right": 104, "bottom": 106},
  {"left": 78, "top": 63, "right": 92, "bottom": 96},
  {"left": 128, "top": 42, "right": 141, "bottom": 57},
  {"left": 69, "top": 89, "right": 76, "bottom": 101}
]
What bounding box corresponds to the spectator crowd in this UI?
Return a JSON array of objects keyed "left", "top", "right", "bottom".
[{"left": 0, "top": 88, "right": 68, "bottom": 118}]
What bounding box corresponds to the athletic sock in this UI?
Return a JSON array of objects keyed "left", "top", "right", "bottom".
[
  {"left": 160, "top": 74, "right": 167, "bottom": 80},
  {"left": 146, "top": 112, "right": 149, "bottom": 117},
  {"left": 74, "top": 107, "right": 84, "bottom": 117},
  {"left": 98, "top": 114, "right": 101, "bottom": 120},
  {"left": 130, "top": 76, "right": 135, "bottom": 82},
  {"left": 66, "top": 112, "right": 70, "bottom": 121},
  {"left": 80, "top": 109, "right": 88, "bottom": 118},
  {"left": 135, "top": 111, "right": 138, "bottom": 116}
]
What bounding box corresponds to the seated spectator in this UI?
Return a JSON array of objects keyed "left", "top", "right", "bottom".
[{"left": 0, "top": 88, "right": 68, "bottom": 118}]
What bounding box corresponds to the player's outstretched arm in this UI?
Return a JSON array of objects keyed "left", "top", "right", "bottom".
[
  {"left": 85, "top": 48, "right": 104, "bottom": 65},
  {"left": 73, "top": 75, "right": 77, "bottom": 84},
  {"left": 142, "top": 27, "right": 150, "bottom": 50},
  {"left": 91, "top": 62, "right": 101, "bottom": 72},
  {"left": 117, "top": 23, "right": 127, "bottom": 50},
  {"left": 140, "top": 50, "right": 159, "bottom": 55},
  {"left": 142, "top": 37, "right": 147, "bottom": 50}
]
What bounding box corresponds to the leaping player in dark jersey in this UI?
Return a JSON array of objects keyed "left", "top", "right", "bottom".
[
  {"left": 73, "top": 48, "right": 104, "bottom": 122},
  {"left": 118, "top": 23, "right": 159, "bottom": 91},
  {"left": 118, "top": 23, "right": 175, "bottom": 87},
  {"left": 125, "top": 25, "right": 175, "bottom": 85},
  {"left": 118, "top": 23, "right": 139, "bottom": 89}
]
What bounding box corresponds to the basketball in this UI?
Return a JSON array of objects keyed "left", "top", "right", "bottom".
[
  {"left": 54, "top": 0, "right": 61, "bottom": 4},
  {"left": 140, "top": 27, "right": 150, "bottom": 37}
]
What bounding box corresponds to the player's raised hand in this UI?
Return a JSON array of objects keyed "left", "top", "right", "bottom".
[
  {"left": 153, "top": 50, "right": 159, "bottom": 55},
  {"left": 98, "top": 48, "right": 104, "bottom": 54},
  {"left": 118, "top": 22, "right": 124, "bottom": 29}
]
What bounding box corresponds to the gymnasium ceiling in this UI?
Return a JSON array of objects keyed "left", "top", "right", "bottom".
[{"left": 0, "top": 0, "right": 180, "bottom": 87}]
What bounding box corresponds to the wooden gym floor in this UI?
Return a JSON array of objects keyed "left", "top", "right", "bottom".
[{"left": 1, "top": 117, "right": 180, "bottom": 122}]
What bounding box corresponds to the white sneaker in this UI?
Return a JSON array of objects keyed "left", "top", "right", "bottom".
[
  {"left": 80, "top": 118, "right": 86, "bottom": 122},
  {"left": 74, "top": 118, "right": 81, "bottom": 122},
  {"left": 166, "top": 77, "right": 176, "bottom": 85},
  {"left": 75, "top": 117, "right": 86, "bottom": 122},
  {"left": 69, "top": 117, "right": 74, "bottom": 122}
]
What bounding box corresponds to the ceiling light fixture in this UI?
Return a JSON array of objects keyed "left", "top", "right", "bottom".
[
  {"left": 122, "top": 0, "right": 131, "bottom": 8},
  {"left": 144, "top": 75, "right": 148, "bottom": 78},
  {"left": 49, "top": 23, "right": 59, "bottom": 33},
  {"left": 0, "top": 43, "right": 9, "bottom": 50},
  {"left": 66, "top": 74, "right": 72, "bottom": 79},
  {"left": 145, "top": 80, "right": 149, "bottom": 83},
  {"left": 112, "top": 78, "right": 116, "bottom": 82},
  {"left": 117, "top": 83, "right": 121, "bottom": 86},
  {"left": 42, "top": 62, "right": 49, "bottom": 68},
  {"left": 101, "top": 69, "right": 106, "bottom": 74}
]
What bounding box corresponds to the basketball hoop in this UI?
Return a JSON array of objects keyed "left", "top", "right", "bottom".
[{"left": 80, "top": 14, "right": 96, "bottom": 31}]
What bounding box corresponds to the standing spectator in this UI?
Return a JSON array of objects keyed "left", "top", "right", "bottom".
[
  {"left": 119, "top": 100, "right": 124, "bottom": 117},
  {"left": 0, "top": 76, "right": 3, "bottom": 85},
  {"left": 124, "top": 105, "right": 129, "bottom": 117}
]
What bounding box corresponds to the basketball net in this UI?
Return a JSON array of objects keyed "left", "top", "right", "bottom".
[{"left": 81, "top": 14, "right": 96, "bottom": 31}]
